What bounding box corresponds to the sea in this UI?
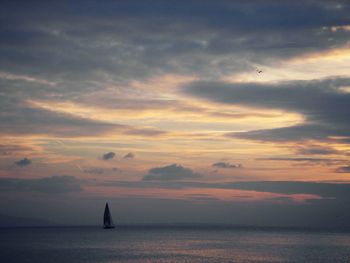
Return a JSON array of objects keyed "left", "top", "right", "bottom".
[{"left": 1, "top": 226, "right": 350, "bottom": 263}]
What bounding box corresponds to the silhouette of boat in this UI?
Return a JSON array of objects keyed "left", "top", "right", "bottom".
[{"left": 103, "top": 202, "right": 115, "bottom": 229}]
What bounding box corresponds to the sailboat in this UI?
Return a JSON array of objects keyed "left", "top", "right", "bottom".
[{"left": 103, "top": 202, "right": 115, "bottom": 229}]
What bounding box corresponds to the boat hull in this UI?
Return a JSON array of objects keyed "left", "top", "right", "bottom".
[{"left": 103, "top": 225, "right": 115, "bottom": 229}]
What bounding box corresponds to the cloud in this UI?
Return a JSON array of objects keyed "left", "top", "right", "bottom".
[
  {"left": 184, "top": 77, "right": 350, "bottom": 143},
  {"left": 82, "top": 167, "right": 121, "bottom": 174},
  {"left": 0, "top": 81, "right": 168, "bottom": 138},
  {"left": 15, "top": 157, "right": 31, "bottom": 167},
  {"left": 223, "top": 181, "right": 350, "bottom": 200},
  {"left": 124, "top": 128, "right": 166, "bottom": 137},
  {"left": 102, "top": 152, "right": 115, "bottom": 160},
  {"left": 0, "top": 93, "right": 125, "bottom": 137},
  {"left": 83, "top": 168, "right": 104, "bottom": 175},
  {"left": 0, "top": 2, "right": 349, "bottom": 87},
  {"left": 0, "top": 175, "right": 81, "bottom": 193},
  {"left": 186, "top": 194, "right": 220, "bottom": 202},
  {"left": 295, "top": 145, "right": 339, "bottom": 155},
  {"left": 1, "top": 1, "right": 350, "bottom": 83},
  {"left": 257, "top": 157, "right": 343, "bottom": 163},
  {"left": 212, "top": 162, "right": 242, "bottom": 169},
  {"left": 123, "top": 152, "right": 135, "bottom": 159},
  {"left": 143, "top": 164, "right": 201, "bottom": 181},
  {"left": 0, "top": 144, "right": 32, "bottom": 156},
  {"left": 230, "top": 124, "right": 336, "bottom": 142},
  {"left": 1, "top": 1, "right": 350, "bottom": 139},
  {"left": 91, "top": 179, "right": 350, "bottom": 201},
  {"left": 335, "top": 166, "right": 350, "bottom": 173}
]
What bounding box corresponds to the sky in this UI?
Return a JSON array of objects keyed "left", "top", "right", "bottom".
[{"left": 1, "top": 0, "right": 350, "bottom": 227}]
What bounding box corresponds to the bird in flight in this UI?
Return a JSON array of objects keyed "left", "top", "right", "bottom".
[{"left": 256, "top": 69, "right": 263, "bottom": 74}]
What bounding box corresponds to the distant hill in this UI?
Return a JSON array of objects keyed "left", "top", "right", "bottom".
[{"left": 0, "top": 214, "right": 56, "bottom": 227}]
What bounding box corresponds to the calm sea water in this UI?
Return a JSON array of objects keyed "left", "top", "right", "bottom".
[{"left": 1, "top": 226, "right": 350, "bottom": 263}]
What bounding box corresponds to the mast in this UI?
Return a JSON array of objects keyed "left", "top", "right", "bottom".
[{"left": 103, "top": 202, "right": 115, "bottom": 228}]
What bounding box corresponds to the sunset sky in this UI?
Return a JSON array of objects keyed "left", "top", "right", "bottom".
[{"left": 1, "top": 0, "right": 350, "bottom": 227}]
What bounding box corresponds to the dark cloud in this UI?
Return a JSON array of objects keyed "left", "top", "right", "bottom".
[
  {"left": 267, "top": 196, "right": 295, "bottom": 203},
  {"left": 223, "top": 181, "right": 350, "bottom": 201},
  {"left": 212, "top": 162, "right": 242, "bottom": 169},
  {"left": 256, "top": 157, "right": 344, "bottom": 163},
  {"left": 14, "top": 157, "right": 31, "bottom": 167},
  {"left": 0, "top": 92, "right": 126, "bottom": 137},
  {"left": 0, "top": 144, "right": 32, "bottom": 156},
  {"left": 1, "top": 0, "right": 349, "bottom": 82},
  {"left": 0, "top": 175, "right": 81, "bottom": 194},
  {"left": 93, "top": 179, "right": 350, "bottom": 201},
  {"left": 295, "top": 145, "right": 339, "bottom": 155},
  {"left": 1, "top": 2, "right": 350, "bottom": 138},
  {"left": 0, "top": 81, "right": 168, "bottom": 138},
  {"left": 124, "top": 128, "right": 166, "bottom": 137},
  {"left": 83, "top": 168, "right": 104, "bottom": 175},
  {"left": 0, "top": 1, "right": 349, "bottom": 85},
  {"left": 78, "top": 97, "right": 185, "bottom": 111},
  {"left": 335, "top": 166, "right": 350, "bottom": 173},
  {"left": 185, "top": 194, "right": 220, "bottom": 202},
  {"left": 83, "top": 167, "right": 122, "bottom": 174},
  {"left": 77, "top": 95, "right": 283, "bottom": 120},
  {"left": 332, "top": 137, "right": 350, "bottom": 144},
  {"left": 184, "top": 78, "right": 350, "bottom": 143},
  {"left": 143, "top": 164, "right": 201, "bottom": 181},
  {"left": 102, "top": 152, "right": 115, "bottom": 160},
  {"left": 230, "top": 124, "right": 337, "bottom": 142},
  {"left": 123, "top": 152, "right": 135, "bottom": 159}
]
